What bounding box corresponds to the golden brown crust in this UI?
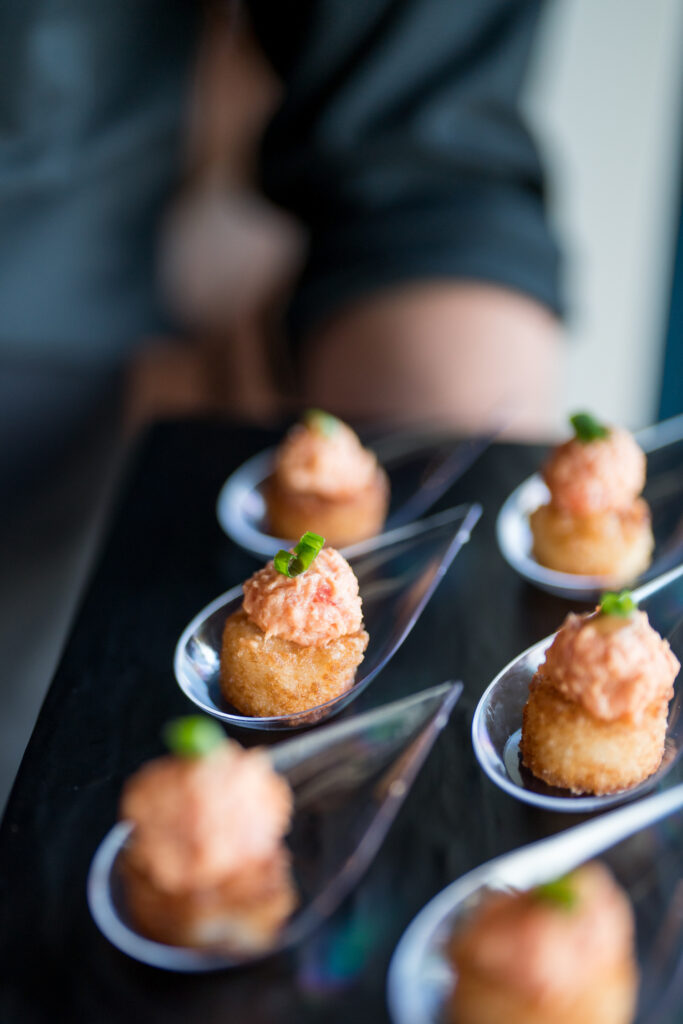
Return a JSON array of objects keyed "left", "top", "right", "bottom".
[
  {"left": 449, "top": 957, "right": 637, "bottom": 1024},
  {"left": 265, "top": 466, "right": 389, "bottom": 548},
  {"left": 520, "top": 677, "right": 668, "bottom": 794},
  {"left": 220, "top": 608, "right": 368, "bottom": 716},
  {"left": 530, "top": 497, "right": 653, "bottom": 583},
  {"left": 122, "top": 845, "right": 297, "bottom": 952}
]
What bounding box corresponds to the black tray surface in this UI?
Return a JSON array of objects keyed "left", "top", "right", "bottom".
[{"left": 1, "top": 420, "right": 680, "bottom": 1023}]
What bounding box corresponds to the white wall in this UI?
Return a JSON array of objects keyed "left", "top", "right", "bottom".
[{"left": 523, "top": 0, "right": 683, "bottom": 431}]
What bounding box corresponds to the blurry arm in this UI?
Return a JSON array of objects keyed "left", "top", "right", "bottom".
[
  {"left": 246, "top": 0, "right": 563, "bottom": 432},
  {"left": 304, "top": 282, "right": 561, "bottom": 436}
]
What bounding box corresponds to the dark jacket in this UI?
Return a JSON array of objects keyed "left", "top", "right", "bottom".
[{"left": 0, "top": 0, "right": 561, "bottom": 367}]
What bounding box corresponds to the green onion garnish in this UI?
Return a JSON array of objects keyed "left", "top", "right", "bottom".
[
  {"left": 600, "top": 589, "right": 637, "bottom": 617},
  {"left": 570, "top": 411, "right": 609, "bottom": 443},
  {"left": 533, "top": 874, "right": 578, "bottom": 910},
  {"left": 274, "top": 531, "right": 325, "bottom": 578},
  {"left": 163, "top": 716, "right": 225, "bottom": 758},
  {"left": 304, "top": 408, "right": 339, "bottom": 437}
]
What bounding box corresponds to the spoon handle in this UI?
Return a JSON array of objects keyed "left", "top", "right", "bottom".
[
  {"left": 342, "top": 502, "right": 481, "bottom": 559},
  {"left": 633, "top": 562, "right": 683, "bottom": 604},
  {"left": 636, "top": 410, "right": 683, "bottom": 453},
  {"left": 385, "top": 434, "right": 495, "bottom": 531},
  {"left": 497, "top": 783, "right": 683, "bottom": 891}
]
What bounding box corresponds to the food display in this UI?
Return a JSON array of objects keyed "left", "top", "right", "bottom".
[
  {"left": 265, "top": 409, "right": 390, "bottom": 547},
  {"left": 78, "top": 412, "right": 681, "bottom": 1004},
  {"left": 530, "top": 412, "right": 653, "bottom": 582},
  {"left": 119, "top": 717, "right": 296, "bottom": 952},
  {"left": 220, "top": 532, "right": 369, "bottom": 716},
  {"left": 448, "top": 861, "right": 638, "bottom": 1024},
  {"left": 521, "top": 589, "right": 679, "bottom": 794}
]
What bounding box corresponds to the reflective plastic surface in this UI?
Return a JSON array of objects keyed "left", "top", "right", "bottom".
[
  {"left": 175, "top": 504, "right": 480, "bottom": 730},
  {"left": 88, "top": 682, "right": 463, "bottom": 971},
  {"left": 217, "top": 431, "right": 491, "bottom": 558},
  {"left": 388, "top": 783, "right": 683, "bottom": 1024},
  {"left": 497, "top": 413, "right": 683, "bottom": 600},
  {"left": 472, "top": 564, "right": 683, "bottom": 811}
]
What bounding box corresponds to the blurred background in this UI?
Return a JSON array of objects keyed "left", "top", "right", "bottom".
[
  {"left": 527, "top": 0, "right": 683, "bottom": 427},
  {"left": 1, "top": 0, "right": 682, "bottom": 810},
  {"left": 123, "top": 0, "right": 683, "bottom": 433}
]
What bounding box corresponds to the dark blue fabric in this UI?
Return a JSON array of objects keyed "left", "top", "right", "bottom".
[
  {"left": 0, "top": 0, "right": 561, "bottom": 368},
  {"left": 0, "top": 0, "right": 201, "bottom": 367},
  {"left": 249, "top": 0, "right": 562, "bottom": 341},
  {"left": 659, "top": 181, "right": 683, "bottom": 418}
]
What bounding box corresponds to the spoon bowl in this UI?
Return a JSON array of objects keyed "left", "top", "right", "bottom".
[
  {"left": 388, "top": 782, "right": 683, "bottom": 1024},
  {"left": 88, "top": 681, "right": 463, "bottom": 971},
  {"left": 175, "top": 504, "right": 480, "bottom": 730},
  {"left": 217, "top": 430, "right": 492, "bottom": 558},
  {"left": 497, "top": 412, "right": 683, "bottom": 599},
  {"left": 472, "top": 564, "right": 683, "bottom": 811}
]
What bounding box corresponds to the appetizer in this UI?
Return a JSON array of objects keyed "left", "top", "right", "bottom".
[
  {"left": 266, "top": 409, "right": 390, "bottom": 547},
  {"left": 449, "top": 861, "right": 638, "bottom": 1024},
  {"left": 521, "top": 590, "right": 679, "bottom": 794},
  {"left": 220, "top": 532, "right": 369, "bottom": 716},
  {"left": 530, "top": 412, "right": 653, "bottom": 583},
  {"left": 120, "top": 717, "right": 296, "bottom": 952}
]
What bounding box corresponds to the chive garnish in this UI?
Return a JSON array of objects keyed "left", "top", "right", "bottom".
[
  {"left": 600, "top": 589, "right": 637, "bottom": 617},
  {"left": 570, "top": 411, "right": 609, "bottom": 443},
  {"left": 533, "top": 874, "right": 578, "bottom": 910},
  {"left": 274, "top": 531, "right": 325, "bottom": 578},
  {"left": 163, "top": 716, "right": 225, "bottom": 758},
  {"left": 304, "top": 408, "right": 339, "bottom": 437}
]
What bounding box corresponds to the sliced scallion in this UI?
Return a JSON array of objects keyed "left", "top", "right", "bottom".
[
  {"left": 600, "top": 590, "right": 637, "bottom": 617},
  {"left": 570, "top": 411, "right": 609, "bottom": 443},
  {"left": 304, "top": 408, "right": 339, "bottom": 437},
  {"left": 163, "top": 716, "right": 225, "bottom": 758},
  {"left": 532, "top": 874, "right": 578, "bottom": 910},
  {"left": 274, "top": 531, "right": 325, "bottom": 578}
]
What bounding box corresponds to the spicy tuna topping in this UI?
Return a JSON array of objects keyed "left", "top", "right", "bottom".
[
  {"left": 543, "top": 427, "right": 646, "bottom": 515},
  {"left": 275, "top": 419, "right": 378, "bottom": 498},
  {"left": 120, "top": 743, "right": 292, "bottom": 892},
  {"left": 539, "top": 608, "right": 679, "bottom": 722},
  {"left": 242, "top": 546, "right": 363, "bottom": 646}
]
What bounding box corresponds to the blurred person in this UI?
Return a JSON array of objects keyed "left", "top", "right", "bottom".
[
  {"left": 258, "top": 0, "right": 564, "bottom": 434},
  {"left": 1, "top": 0, "right": 562, "bottom": 452},
  {"left": 0, "top": 0, "right": 561, "bottom": 805},
  {"left": 161, "top": 0, "right": 563, "bottom": 435}
]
